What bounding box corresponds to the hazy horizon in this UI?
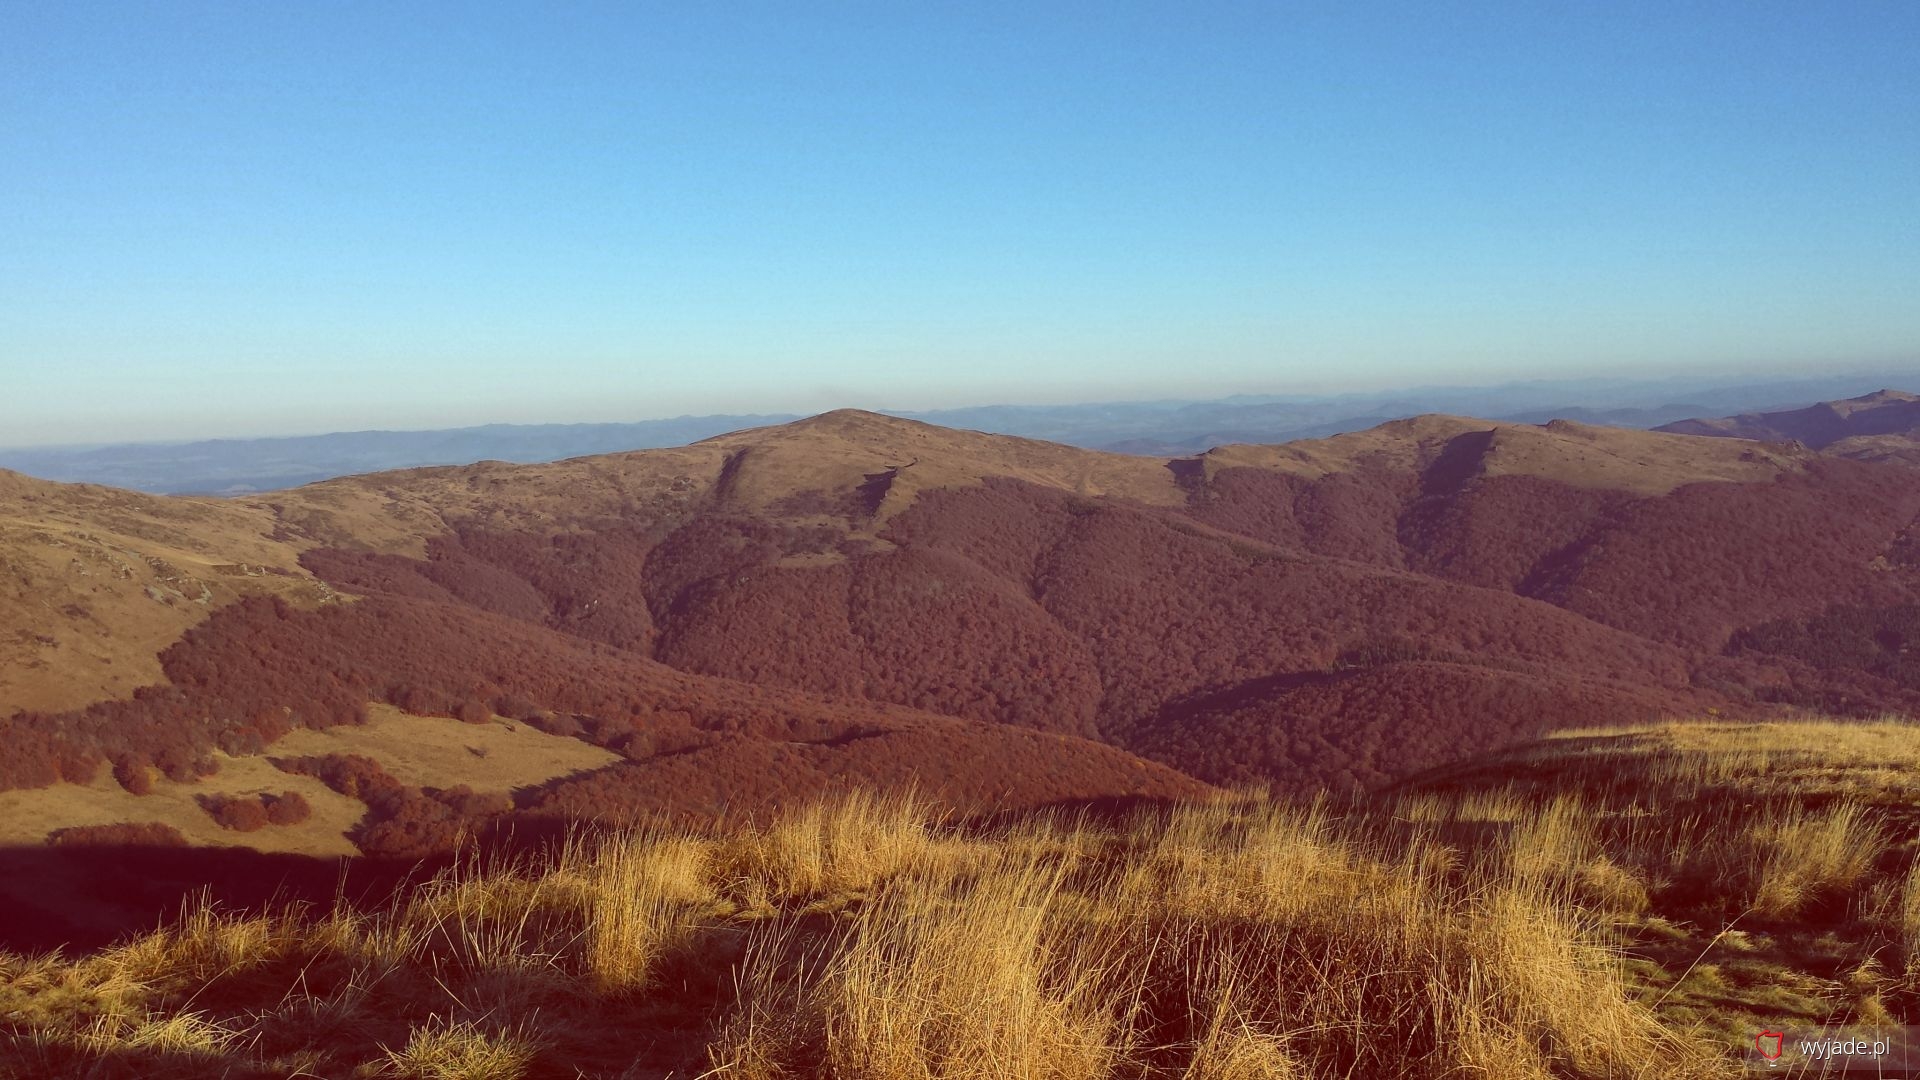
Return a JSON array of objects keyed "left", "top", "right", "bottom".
[
  {"left": 5, "top": 4, "right": 1917, "bottom": 445},
  {"left": 2, "top": 365, "right": 1916, "bottom": 452}
]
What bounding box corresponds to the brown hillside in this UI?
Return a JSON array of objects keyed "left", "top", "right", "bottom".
[
  {"left": 1204, "top": 413, "right": 1809, "bottom": 493},
  {"left": 241, "top": 408, "right": 1185, "bottom": 557},
  {"left": 8, "top": 408, "right": 1920, "bottom": 877},
  {"left": 0, "top": 588, "right": 1201, "bottom": 809},
  {"left": 535, "top": 720, "right": 1209, "bottom": 825},
  {"left": 0, "top": 411, "right": 1178, "bottom": 714},
  {"left": 1181, "top": 442, "right": 1920, "bottom": 648}
]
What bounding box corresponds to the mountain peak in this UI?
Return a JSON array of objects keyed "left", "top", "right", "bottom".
[
  {"left": 1836, "top": 388, "right": 1920, "bottom": 415},
  {"left": 777, "top": 409, "right": 944, "bottom": 438}
]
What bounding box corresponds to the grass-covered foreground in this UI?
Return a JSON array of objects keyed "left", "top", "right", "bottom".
[{"left": 8, "top": 719, "right": 1920, "bottom": 1078}]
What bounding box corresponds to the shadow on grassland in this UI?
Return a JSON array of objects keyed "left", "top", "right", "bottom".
[{"left": 0, "top": 810, "right": 574, "bottom": 954}]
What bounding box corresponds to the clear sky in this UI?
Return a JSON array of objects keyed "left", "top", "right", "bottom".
[{"left": 3, "top": 2, "right": 1916, "bottom": 445}]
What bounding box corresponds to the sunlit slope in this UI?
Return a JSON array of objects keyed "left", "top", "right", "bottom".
[{"left": 0, "top": 470, "right": 327, "bottom": 713}]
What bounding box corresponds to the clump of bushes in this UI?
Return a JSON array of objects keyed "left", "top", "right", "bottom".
[
  {"left": 272, "top": 754, "right": 513, "bottom": 859},
  {"left": 60, "top": 754, "right": 101, "bottom": 785},
  {"left": 113, "top": 755, "right": 155, "bottom": 795},
  {"left": 155, "top": 746, "right": 218, "bottom": 784},
  {"left": 492, "top": 693, "right": 546, "bottom": 722},
  {"left": 273, "top": 754, "right": 402, "bottom": 802},
  {"left": 267, "top": 791, "right": 312, "bottom": 826},
  {"left": 208, "top": 795, "right": 269, "bottom": 832},
  {"left": 201, "top": 791, "right": 313, "bottom": 832}
]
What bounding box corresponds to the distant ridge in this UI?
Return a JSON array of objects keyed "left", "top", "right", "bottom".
[
  {"left": 0, "top": 413, "right": 800, "bottom": 495},
  {"left": 8, "top": 372, "right": 1917, "bottom": 494},
  {"left": 1657, "top": 389, "right": 1920, "bottom": 463}
]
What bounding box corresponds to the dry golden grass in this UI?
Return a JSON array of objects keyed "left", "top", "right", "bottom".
[
  {"left": 1745, "top": 802, "right": 1886, "bottom": 918},
  {"left": 575, "top": 831, "right": 713, "bottom": 992},
  {"left": 3, "top": 784, "right": 1738, "bottom": 1079},
  {"left": 381, "top": 1018, "right": 543, "bottom": 1080},
  {"left": 724, "top": 789, "right": 951, "bottom": 902},
  {"left": 16, "top": 719, "right": 1920, "bottom": 1077},
  {"left": 719, "top": 860, "right": 1120, "bottom": 1079},
  {"left": 1900, "top": 859, "right": 1920, "bottom": 977},
  {"left": 270, "top": 703, "right": 621, "bottom": 794},
  {"left": 1400, "top": 717, "right": 1920, "bottom": 1048}
]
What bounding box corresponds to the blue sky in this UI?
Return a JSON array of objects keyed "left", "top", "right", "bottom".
[{"left": 2, "top": 2, "right": 1916, "bottom": 445}]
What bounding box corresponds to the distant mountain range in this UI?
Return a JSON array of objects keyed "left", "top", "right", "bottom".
[
  {"left": 0, "top": 414, "right": 802, "bottom": 495},
  {"left": 3, "top": 370, "right": 1915, "bottom": 494}
]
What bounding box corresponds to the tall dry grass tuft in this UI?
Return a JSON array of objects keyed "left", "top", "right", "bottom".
[
  {"left": 1504, "top": 795, "right": 1594, "bottom": 886},
  {"left": 1451, "top": 889, "right": 1679, "bottom": 1074},
  {"left": 1498, "top": 795, "right": 1650, "bottom": 915},
  {"left": 99, "top": 896, "right": 292, "bottom": 992},
  {"left": 1745, "top": 802, "right": 1886, "bottom": 918},
  {"left": 828, "top": 862, "right": 1118, "bottom": 1078},
  {"left": 1116, "top": 797, "right": 1351, "bottom": 918},
  {"left": 716, "top": 858, "right": 1119, "bottom": 1079},
  {"left": 380, "top": 1017, "right": 542, "bottom": 1080},
  {"left": 1124, "top": 861, "right": 1699, "bottom": 1078},
  {"left": 1871, "top": 854, "right": 1920, "bottom": 983},
  {"left": 569, "top": 831, "right": 712, "bottom": 992},
  {"left": 83, "top": 1010, "right": 252, "bottom": 1062},
  {"left": 725, "top": 789, "right": 946, "bottom": 902}
]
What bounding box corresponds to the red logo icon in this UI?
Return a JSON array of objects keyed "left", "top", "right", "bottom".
[{"left": 1755, "top": 1030, "right": 1785, "bottom": 1061}]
